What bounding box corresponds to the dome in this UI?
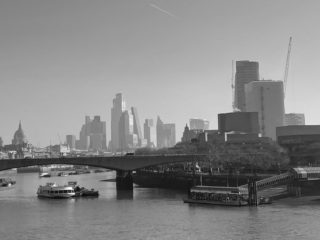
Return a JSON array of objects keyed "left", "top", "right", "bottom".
[{"left": 12, "top": 121, "right": 27, "bottom": 145}]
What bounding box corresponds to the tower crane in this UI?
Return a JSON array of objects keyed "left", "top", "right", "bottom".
[{"left": 283, "top": 37, "right": 292, "bottom": 98}]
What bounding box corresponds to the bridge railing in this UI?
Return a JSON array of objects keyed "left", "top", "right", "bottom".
[{"left": 240, "top": 172, "right": 295, "bottom": 191}]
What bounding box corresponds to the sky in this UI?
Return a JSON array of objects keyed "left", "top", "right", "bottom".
[{"left": 1, "top": 0, "right": 320, "bottom": 147}]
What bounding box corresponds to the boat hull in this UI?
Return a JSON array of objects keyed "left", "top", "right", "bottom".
[{"left": 183, "top": 198, "right": 248, "bottom": 206}]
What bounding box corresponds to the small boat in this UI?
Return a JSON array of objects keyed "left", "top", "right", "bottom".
[
  {"left": 259, "top": 196, "right": 272, "bottom": 205},
  {"left": 183, "top": 185, "right": 248, "bottom": 206},
  {"left": 57, "top": 172, "right": 68, "bottom": 177},
  {"left": 70, "top": 182, "right": 99, "bottom": 197},
  {"left": 0, "top": 178, "right": 16, "bottom": 187},
  {"left": 39, "top": 172, "right": 51, "bottom": 178},
  {"left": 37, "top": 183, "right": 75, "bottom": 198},
  {"left": 80, "top": 188, "right": 99, "bottom": 197}
]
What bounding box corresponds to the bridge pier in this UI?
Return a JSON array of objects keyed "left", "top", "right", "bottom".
[
  {"left": 116, "top": 170, "right": 133, "bottom": 190},
  {"left": 248, "top": 177, "right": 258, "bottom": 206},
  {"left": 288, "top": 180, "right": 301, "bottom": 197}
]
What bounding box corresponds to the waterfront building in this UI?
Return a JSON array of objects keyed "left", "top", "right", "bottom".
[
  {"left": 66, "top": 135, "right": 76, "bottom": 150},
  {"left": 218, "top": 112, "right": 260, "bottom": 134},
  {"left": 284, "top": 113, "right": 305, "bottom": 126},
  {"left": 156, "top": 117, "right": 176, "bottom": 148},
  {"left": 189, "top": 118, "right": 209, "bottom": 130},
  {"left": 144, "top": 119, "right": 156, "bottom": 148},
  {"left": 118, "top": 110, "right": 138, "bottom": 152},
  {"left": 111, "top": 93, "right": 126, "bottom": 152},
  {"left": 198, "top": 130, "right": 224, "bottom": 145},
  {"left": 234, "top": 60, "right": 259, "bottom": 111},
  {"left": 12, "top": 121, "right": 27, "bottom": 145},
  {"left": 276, "top": 125, "right": 320, "bottom": 165},
  {"left": 245, "top": 80, "right": 284, "bottom": 140},
  {"left": 0, "top": 137, "right": 3, "bottom": 148},
  {"left": 78, "top": 116, "right": 107, "bottom": 151}
]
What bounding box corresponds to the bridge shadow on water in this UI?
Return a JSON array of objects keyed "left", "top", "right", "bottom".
[{"left": 116, "top": 190, "right": 133, "bottom": 200}]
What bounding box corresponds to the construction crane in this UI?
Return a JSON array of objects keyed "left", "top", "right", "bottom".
[
  {"left": 231, "top": 60, "right": 235, "bottom": 111},
  {"left": 283, "top": 37, "right": 292, "bottom": 97}
]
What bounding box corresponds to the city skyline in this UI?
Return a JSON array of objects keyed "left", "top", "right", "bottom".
[{"left": 1, "top": 0, "right": 320, "bottom": 146}]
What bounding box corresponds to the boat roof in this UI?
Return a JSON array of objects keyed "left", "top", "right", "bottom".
[{"left": 41, "top": 183, "right": 74, "bottom": 190}]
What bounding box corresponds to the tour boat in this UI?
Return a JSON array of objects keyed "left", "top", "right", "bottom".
[
  {"left": 37, "top": 183, "right": 75, "bottom": 198},
  {"left": 184, "top": 185, "right": 248, "bottom": 206}
]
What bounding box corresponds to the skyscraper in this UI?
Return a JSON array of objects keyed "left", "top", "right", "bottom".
[
  {"left": 118, "top": 110, "right": 138, "bottom": 152},
  {"left": 144, "top": 119, "right": 156, "bottom": 148},
  {"left": 234, "top": 60, "right": 259, "bottom": 111},
  {"left": 66, "top": 135, "right": 76, "bottom": 150},
  {"left": 189, "top": 118, "right": 210, "bottom": 130},
  {"left": 90, "top": 116, "right": 107, "bottom": 151},
  {"left": 245, "top": 80, "right": 284, "bottom": 140},
  {"left": 284, "top": 113, "right": 305, "bottom": 126},
  {"left": 156, "top": 116, "right": 176, "bottom": 148},
  {"left": 111, "top": 93, "right": 126, "bottom": 152},
  {"left": 131, "top": 107, "right": 143, "bottom": 145},
  {"left": 78, "top": 116, "right": 107, "bottom": 151}
]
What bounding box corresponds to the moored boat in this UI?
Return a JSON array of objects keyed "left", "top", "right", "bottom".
[
  {"left": 69, "top": 181, "right": 99, "bottom": 197},
  {"left": 184, "top": 185, "right": 248, "bottom": 206},
  {"left": 0, "top": 178, "right": 16, "bottom": 187},
  {"left": 37, "top": 183, "right": 75, "bottom": 198},
  {"left": 39, "top": 172, "right": 51, "bottom": 178}
]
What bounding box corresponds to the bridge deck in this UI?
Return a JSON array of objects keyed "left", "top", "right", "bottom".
[{"left": 0, "top": 154, "right": 206, "bottom": 171}]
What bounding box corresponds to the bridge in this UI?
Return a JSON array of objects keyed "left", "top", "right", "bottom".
[
  {"left": 240, "top": 167, "right": 320, "bottom": 205},
  {"left": 0, "top": 154, "right": 206, "bottom": 190}
]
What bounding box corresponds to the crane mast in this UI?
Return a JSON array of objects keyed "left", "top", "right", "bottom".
[{"left": 283, "top": 37, "right": 292, "bottom": 97}]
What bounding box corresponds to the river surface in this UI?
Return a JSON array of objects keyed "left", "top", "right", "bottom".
[{"left": 0, "top": 170, "right": 320, "bottom": 240}]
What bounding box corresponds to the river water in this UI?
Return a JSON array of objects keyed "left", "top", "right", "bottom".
[{"left": 0, "top": 170, "right": 319, "bottom": 240}]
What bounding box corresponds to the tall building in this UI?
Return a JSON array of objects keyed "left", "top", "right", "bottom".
[
  {"left": 234, "top": 60, "right": 259, "bottom": 111},
  {"left": 131, "top": 107, "right": 143, "bottom": 145},
  {"left": 78, "top": 116, "right": 107, "bottom": 151},
  {"left": 12, "top": 121, "right": 27, "bottom": 145},
  {"left": 79, "top": 116, "right": 91, "bottom": 150},
  {"left": 111, "top": 93, "right": 126, "bottom": 152},
  {"left": 156, "top": 116, "right": 176, "bottom": 148},
  {"left": 66, "top": 135, "right": 76, "bottom": 150},
  {"left": 144, "top": 119, "right": 156, "bottom": 147},
  {"left": 90, "top": 116, "right": 107, "bottom": 151},
  {"left": 284, "top": 113, "right": 305, "bottom": 126},
  {"left": 218, "top": 112, "right": 260, "bottom": 134},
  {"left": 189, "top": 118, "right": 209, "bottom": 130},
  {"left": 245, "top": 80, "right": 284, "bottom": 140},
  {"left": 0, "top": 137, "right": 3, "bottom": 147},
  {"left": 118, "top": 110, "right": 138, "bottom": 152}
]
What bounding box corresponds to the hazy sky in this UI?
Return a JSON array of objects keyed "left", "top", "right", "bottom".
[{"left": 1, "top": 0, "right": 320, "bottom": 146}]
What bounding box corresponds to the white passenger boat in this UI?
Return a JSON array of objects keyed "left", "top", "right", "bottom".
[
  {"left": 184, "top": 186, "right": 248, "bottom": 206},
  {"left": 37, "top": 183, "right": 75, "bottom": 198},
  {"left": 39, "top": 172, "right": 51, "bottom": 178}
]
